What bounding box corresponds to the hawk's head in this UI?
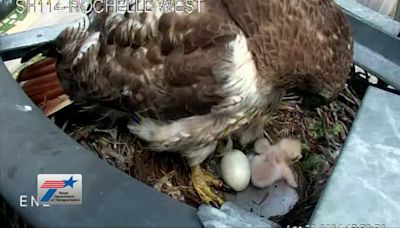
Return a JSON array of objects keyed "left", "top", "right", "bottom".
[
  {"left": 291, "top": 70, "right": 351, "bottom": 111},
  {"left": 248, "top": 0, "right": 353, "bottom": 111}
]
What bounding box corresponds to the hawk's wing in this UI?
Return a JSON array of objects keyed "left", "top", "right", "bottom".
[{"left": 55, "top": 0, "right": 242, "bottom": 121}]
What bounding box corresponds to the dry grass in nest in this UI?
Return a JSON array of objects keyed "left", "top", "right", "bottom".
[
  {"left": 65, "top": 124, "right": 202, "bottom": 207},
  {"left": 269, "top": 84, "right": 362, "bottom": 225},
  {"left": 7, "top": 57, "right": 367, "bottom": 226},
  {"left": 54, "top": 74, "right": 363, "bottom": 226},
  {"left": 0, "top": 53, "right": 381, "bottom": 227}
]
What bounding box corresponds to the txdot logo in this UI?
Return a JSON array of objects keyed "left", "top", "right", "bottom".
[{"left": 37, "top": 174, "right": 82, "bottom": 205}]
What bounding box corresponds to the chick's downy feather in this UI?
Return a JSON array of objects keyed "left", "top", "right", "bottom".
[
  {"left": 250, "top": 138, "right": 302, "bottom": 188},
  {"left": 40, "top": 0, "right": 352, "bottom": 166}
]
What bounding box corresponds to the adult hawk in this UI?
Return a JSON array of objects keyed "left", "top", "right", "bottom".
[{"left": 21, "top": 0, "right": 353, "bottom": 205}]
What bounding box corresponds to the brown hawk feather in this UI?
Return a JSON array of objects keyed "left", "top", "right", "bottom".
[{"left": 29, "top": 0, "right": 353, "bottom": 167}]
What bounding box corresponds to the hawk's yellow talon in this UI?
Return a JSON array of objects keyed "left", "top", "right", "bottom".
[{"left": 192, "top": 165, "right": 225, "bottom": 207}]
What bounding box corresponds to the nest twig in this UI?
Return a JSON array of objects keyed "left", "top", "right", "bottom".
[{"left": 57, "top": 73, "right": 362, "bottom": 226}]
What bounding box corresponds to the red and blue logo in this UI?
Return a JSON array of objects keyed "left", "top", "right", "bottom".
[{"left": 37, "top": 175, "right": 82, "bottom": 204}]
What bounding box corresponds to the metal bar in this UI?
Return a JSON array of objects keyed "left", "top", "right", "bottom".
[
  {"left": 395, "top": 1, "right": 400, "bottom": 22},
  {"left": 0, "top": 22, "right": 75, "bottom": 61},
  {"left": 353, "top": 42, "right": 400, "bottom": 90},
  {"left": 334, "top": 0, "right": 400, "bottom": 90},
  {"left": 335, "top": 0, "right": 400, "bottom": 37},
  {"left": 346, "top": 12, "right": 400, "bottom": 65}
]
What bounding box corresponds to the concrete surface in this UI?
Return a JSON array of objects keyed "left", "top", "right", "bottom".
[{"left": 311, "top": 87, "right": 400, "bottom": 226}]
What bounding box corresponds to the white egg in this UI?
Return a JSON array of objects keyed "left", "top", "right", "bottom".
[{"left": 220, "top": 149, "right": 251, "bottom": 192}]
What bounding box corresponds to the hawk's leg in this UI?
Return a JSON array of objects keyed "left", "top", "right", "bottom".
[
  {"left": 191, "top": 165, "right": 225, "bottom": 207},
  {"left": 234, "top": 117, "right": 266, "bottom": 147},
  {"left": 185, "top": 143, "right": 226, "bottom": 207}
]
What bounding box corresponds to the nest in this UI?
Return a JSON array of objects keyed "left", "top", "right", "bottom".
[
  {"left": 45, "top": 65, "right": 367, "bottom": 226},
  {"left": 3, "top": 61, "right": 378, "bottom": 227}
]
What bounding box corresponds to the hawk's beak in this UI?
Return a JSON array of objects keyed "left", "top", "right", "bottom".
[{"left": 300, "top": 93, "right": 331, "bottom": 111}]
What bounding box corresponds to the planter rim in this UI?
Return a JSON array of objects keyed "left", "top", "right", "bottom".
[{"left": 0, "top": 57, "right": 202, "bottom": 227}]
